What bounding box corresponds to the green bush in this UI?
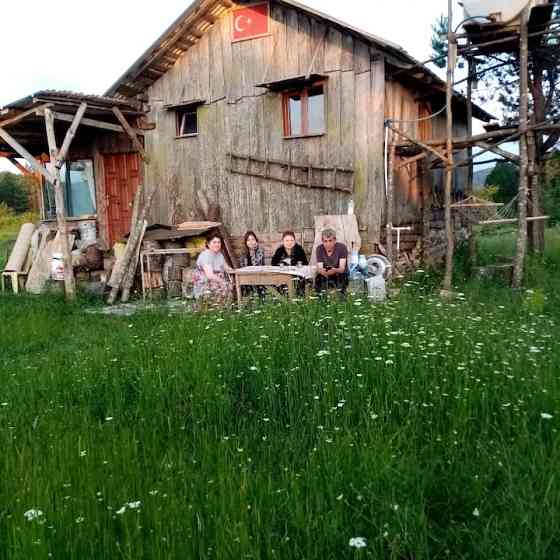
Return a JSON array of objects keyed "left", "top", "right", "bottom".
[
  {"left": 544, "top": 177, "right": 560, "bottom": 226},
  {"left": 0, "top": 171, "right": 30, "bottom": 213}
]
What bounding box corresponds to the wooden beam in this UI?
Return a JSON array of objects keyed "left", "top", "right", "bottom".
[
  {"left": 112, "top": 107, "right": 149, "bottom": 164},
  {"left": 442, "top": 0, "right": 455, "bottom": 292},
  {"left": 388, "top": 124, "right": 450, "bottom": 164},
  {"left": 0, "top": 103, "right": 51, "bottom": 128},
  {"left": 513, "top": 8, "right": 530, "bottom": 289},
  {"left": 57, "top": 103, "right": 87, "bottom": 165},
  {"left": 0, "top": 126, "right": 54, "bottom": 183},
  {"left": 386, "top": 134, "right": 396, "bottom": 265},
  {"left": 480, "top": 216, "right": 549, "bottom": 226},
  {"left": 395, "top": 152, "right": 428, "bottom": 170},
  {"left": 44, "top": 107, "right": 76, "bottom": 301},
  {"left": 475, "top": 141, "right": 520, "bottom": 164},
  {"left": 7, "top": 157, "right": 32, "bottom": 176},
  {"left": 50, "top": 110, "right": 141, "bottom": 135}
]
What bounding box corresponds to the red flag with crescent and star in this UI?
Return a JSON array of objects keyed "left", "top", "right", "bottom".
[{"left": 232, "top": 2, "right": 270, "bottom": 42}]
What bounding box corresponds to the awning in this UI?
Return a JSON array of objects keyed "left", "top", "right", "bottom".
[{"left": 256, "top": 74, "right": 327, "bottom": 92}]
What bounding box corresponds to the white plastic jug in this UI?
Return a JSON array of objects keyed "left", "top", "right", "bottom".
[
  {"left": 366, "top": 276, "right": 386, "bottom": 302},
  {"left": 51, "top": 253, "right": 65, "bottom": 281}
]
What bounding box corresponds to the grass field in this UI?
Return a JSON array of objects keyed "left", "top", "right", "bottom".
[{"left": 0, "top": 229, "right": 559, "bottom": 559}]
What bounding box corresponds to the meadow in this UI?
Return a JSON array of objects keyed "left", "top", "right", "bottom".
[{"left": 0, "top": 229, "right": 559, "bottom": 559}]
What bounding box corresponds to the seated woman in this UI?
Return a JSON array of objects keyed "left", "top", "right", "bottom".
[
  {"left": 239, "top": 230, "right": 266, "bottom": 298},
  {"left": 239, "top": 231, "right": 265, "bottom": 268},
  {"left": 271, "top": 231, "right": 308, "bottom": 296},
  {"left": 192, "top": 234, "right": 232, "bottom": 303},
  {"left": 271, "top": 231, "right": 308, "bottom": 267}
]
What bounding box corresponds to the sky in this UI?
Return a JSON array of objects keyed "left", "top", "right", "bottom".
[{"left": 0, "top": 0, "right": 469, "bottom": 172}]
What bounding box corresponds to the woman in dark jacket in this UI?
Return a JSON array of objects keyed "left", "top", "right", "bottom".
[{"left": 271, "top": 231, "right": 308, "bottom": 267}]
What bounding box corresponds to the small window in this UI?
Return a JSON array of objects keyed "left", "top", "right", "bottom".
[
  {"left": 176, "top": 108, "right": 198, "bottom": 137},
  {"left": 42, "top": 159, "right": 96, "bottom": 219},
  {"left": 283, "top": 82, "right": 326, "bottom": 137}
]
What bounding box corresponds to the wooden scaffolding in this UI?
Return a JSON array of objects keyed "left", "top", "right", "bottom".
[{"left": 385, "top": 1, "right": 559, "bottom": 289}]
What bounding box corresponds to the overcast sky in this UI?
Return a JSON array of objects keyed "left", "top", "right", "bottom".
[{"left": 0, "top": 0, "right": 466, "bottom": 171}]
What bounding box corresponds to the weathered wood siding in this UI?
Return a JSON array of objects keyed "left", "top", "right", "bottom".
[
  {"left": 385, "top": 79, "right": 470, "bottom": 225},
  {"left": 144, "top": 1, "right": 385, "bottom": 243},
  {"left": 385, "top": 79, "right": 425, "bottom": 225}
]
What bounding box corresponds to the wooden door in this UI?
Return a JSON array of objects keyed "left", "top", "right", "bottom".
[{"left": 103, "top": 152, "right": 140, "bottom": 245}]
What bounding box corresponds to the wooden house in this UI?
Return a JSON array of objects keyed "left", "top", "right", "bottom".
[{"left": 0, "top": 0, "right": 493, "bottom": 262}]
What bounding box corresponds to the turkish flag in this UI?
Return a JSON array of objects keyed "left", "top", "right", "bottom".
[{"left": 232, "top": 2, "right": 270, "bottom": 42}]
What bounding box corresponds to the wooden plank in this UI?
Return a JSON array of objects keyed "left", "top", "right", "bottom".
[
  {"left": 51, "top": 111, "right": 142, "bottom": 134},
  {"left": 7, "top": 158, "right": 32, "bottom": 176},
  {"left": 112, "top": 107, "right": 149, "bottom": 164},
  {"left": 474, "top": 141, "right": 519, "bottom": 163},
  {"left": 325, "top": 26, "right": 342, "bottom": 71},
  {"left": 367, "top": 55, "right": 385, "bottom": 244},
  {"left": 388, "top": 124, "right": 450, "bottom": 164},
  {"left": 442, "top": 0, "right": 455, "bottom": 292},
  {"left": 0, "top": 126, "right": 54, "bottom": 184},
  {"left": 57, "top": 103, "right": 87, "bottom": 165},
  {"left": 513, "top": 7, "right": 530, "bottom": 288},
  {"left": 0, "top": 104, "right": 51, "bottom": 128}
]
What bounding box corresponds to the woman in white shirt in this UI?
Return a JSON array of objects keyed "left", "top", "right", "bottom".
[{"left": 193, "top": 234, "right": 232, "bottom": 301}]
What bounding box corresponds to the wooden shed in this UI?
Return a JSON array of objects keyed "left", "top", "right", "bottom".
[{"left": 1, "top": 0, "right": 493, "bottom": 262}]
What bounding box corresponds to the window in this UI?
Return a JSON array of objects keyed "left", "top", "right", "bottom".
[
  {"left": 176, "top": 108, "right": 198, "bottom": 137},
  {"left": 283, "top": 82, "right": 326, "bottom": 137},
  {"left": 42, "top": 159, "right": 96, "bottom": 219}
]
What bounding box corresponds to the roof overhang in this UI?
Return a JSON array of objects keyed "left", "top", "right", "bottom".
[
  {"left": 256, "top": 73, "right": 327, "bottom": 91},
  {"left": 0, "top": 91, "right": 146, "bottom": 158},
  {"left": 164, "top": 98, "right": 206, "bottom": 110}
]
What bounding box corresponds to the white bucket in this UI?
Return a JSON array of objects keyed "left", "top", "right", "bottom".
[
  {"left": 51, "top": 252, "right": 65, "bottom": 281},
  {"left": 366, "top": 276, "right": 386, "bottom": 302},
  {"left": 79, "top": 221, "right": 97, "bottom": 248}
]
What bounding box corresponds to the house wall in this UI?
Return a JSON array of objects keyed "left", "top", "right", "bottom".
[{"left": 143, "top": 1, "right": 386, "bottom": 246}]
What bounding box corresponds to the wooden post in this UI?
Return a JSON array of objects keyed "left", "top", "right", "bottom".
[
  {"left": 386, "top": 130, "right": 395, "bottom": 266},
  {"left": 44, "top": 108, "right": 76, "bottom": 301},
  {"left": 467, "top": 57, "right": 477, "bottom": 265},
  {"left": 442, "top": 0, "right": 456, "bottom": 292},
  {"left": 513, "top": 8, "right": 530, "bottom": 289},
  {"left": 527, "top": 129, "right": 543, "bottom": 253},
  {"left": 420, "top": 161, "right": 431, "bottom": 262}
]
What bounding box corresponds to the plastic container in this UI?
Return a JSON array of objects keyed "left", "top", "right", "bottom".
[
  {"left": 78, "top": 221, "right": 97, "bottom": 248},
  {"left": 366, "top": 276, "right": 386, "bottom": 302},
  {"left": 51, "top": 253, "right": 65, "bottom": 281}
]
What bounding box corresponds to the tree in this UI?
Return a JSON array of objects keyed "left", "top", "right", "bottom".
[
  {"left": 543, "top": 151, "right": 560, "bottom": 225},
  {"left": 485, "top": 162, "right": 519, "bottom": 203},
  {"left": 430, "top": 3, "right": 560, "bottom": 251},
  {"left": 0, "top": 172, "right": 29, "bottom": 213}
]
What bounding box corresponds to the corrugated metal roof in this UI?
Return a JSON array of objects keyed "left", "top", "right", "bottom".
[{"left": 2, "top": 90, "right": 142, "bottom": 112}]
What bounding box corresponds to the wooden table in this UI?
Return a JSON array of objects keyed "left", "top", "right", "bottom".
[{"left": 230, "top": 266, "right": 314, "bottom": 305}]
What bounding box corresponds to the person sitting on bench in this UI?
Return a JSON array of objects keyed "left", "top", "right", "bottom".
[{"left": 315, "top": 228, "right": 349, "bottom": 295}]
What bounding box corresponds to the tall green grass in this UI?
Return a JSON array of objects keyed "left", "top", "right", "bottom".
[
  {"left": 0, "top": 230, "right": 559, "bottom": 559},
  {"left": 0, "top": 207, "right": 38, "bottom": 269}
]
